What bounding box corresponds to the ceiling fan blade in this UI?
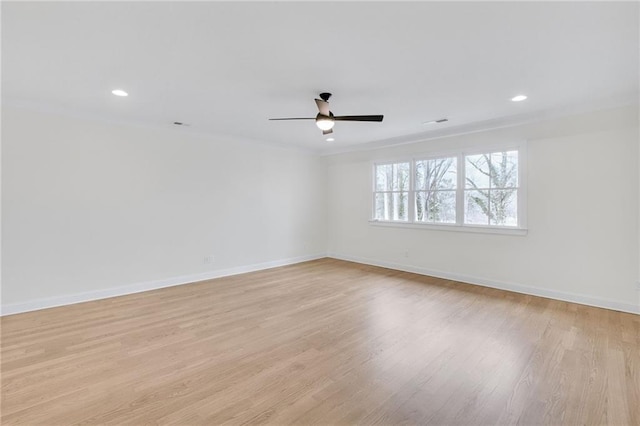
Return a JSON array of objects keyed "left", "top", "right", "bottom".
[
  {"left": 315, "top": 99, "right": 330, "bottom": 116},
  {"left": 334, "top": 115, "right": 384, "bottom": 122},
  {"left": 322, "top": 129, "right": 333, "bottom": 135},
  {"left": 268, "top": 117, "right": 315, "bottom": 120}
]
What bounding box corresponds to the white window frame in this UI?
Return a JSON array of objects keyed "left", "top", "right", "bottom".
[{"left": 370, "top": 141, "right": 527, "bottom": 236}]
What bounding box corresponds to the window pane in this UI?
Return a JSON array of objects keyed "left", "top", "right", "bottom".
[
  {"left": 416, "top": 158, "right": 457, "bottom": 191},
  {"left": 465, "top": 189, "right": 490, "bottom": 225},
  {"left": 393, "top": 192, "right": 409, "bottom": 221},
  {"left": 465, "top": 154, "right": 490, "bottom": 189},
  {"left": 430, "top": 191, "right": 456, "bottom": 223},
  {"left": 374, "top": 193, "right": 388, "bottom": 220},
  {"left": 393, "top": 162, "right": 410, "bottom": 191},
  {"left": 375, "top": 164, "right": 393, "bottom": 191},
  {"left": 490, "top": 151, "right": 518, "bottom": 188},
  {"left": 415, "top": 161, "right": 427, "bottom": 191},
  {"left": 375, "top": 192, "right": 408, "bottom": 221},
  {"left": 416, "top": 191, "right": 456, "bottom": 223},
  {"left": 489, "top": 189, "right": 517, "bottom": 226},
  {"left": 415, "top": 191, "right": 428, "bottom": 221},
  {"left": 433, "top": 158, "right": 457, "bottom": 190}
]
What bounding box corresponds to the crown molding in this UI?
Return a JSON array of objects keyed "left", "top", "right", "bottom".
[
  {"left": 1, "top": 98, "right": 321, "bottom": 156},
  {"left": 319, "top": 91, "right": 639, "bottom": 156}
]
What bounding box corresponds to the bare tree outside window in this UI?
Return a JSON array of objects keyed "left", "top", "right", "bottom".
[
  {"left": 465, "top": 151, "right": 518, "bottom": 226},
  {"left": 374, "top": 162, "right": 410, "bottom": 221},
  {"left": 373, "top": 149, "right": 521, "bottom": 228},
  {"left": 415, "top": 157, "right": 456, "bottom": 223}
]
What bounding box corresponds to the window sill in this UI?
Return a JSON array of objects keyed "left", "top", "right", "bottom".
[{"left": 368, "top": 220, "right": 528, "bottom": 236}]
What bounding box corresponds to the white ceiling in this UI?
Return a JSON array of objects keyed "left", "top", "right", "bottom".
[{"left": 3, "top": 1, "right": 638, "bottom": 154}]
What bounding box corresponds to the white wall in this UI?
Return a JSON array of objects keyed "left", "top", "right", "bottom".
[
  {"left": 1, "top": 107, "right": 327, "bottom": 311},
  {"left": 326, "top": 105, "right": 640, "bottom": 313},
  {"left": 3, "top": 105, "right": 639, "bottom": 315}
]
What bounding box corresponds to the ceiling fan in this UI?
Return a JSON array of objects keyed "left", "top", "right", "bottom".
[{"left": 269, "top": 93, "right": 384, "bottom": 135}]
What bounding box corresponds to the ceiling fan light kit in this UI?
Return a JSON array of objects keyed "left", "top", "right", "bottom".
[
  {"left": 316, "top": 114, "right": 335, "bottom": 131},
  {"left": 269, "top": 92, "right": 383, "bottom": 137}
]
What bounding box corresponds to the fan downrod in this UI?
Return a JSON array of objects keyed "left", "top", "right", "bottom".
[{"left": 319, "top": 92, "right": 332, "bottom": 102}]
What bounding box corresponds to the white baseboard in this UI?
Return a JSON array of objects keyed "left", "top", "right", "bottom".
[
  {"left": 0, "top": 254, "right": 326, "bottom": 316},
  {"left": 328, "top": 253, "right": 640, "bottom": 315},
  {"left": 4, "top": 253, "right": 638, "bottom": 316}
]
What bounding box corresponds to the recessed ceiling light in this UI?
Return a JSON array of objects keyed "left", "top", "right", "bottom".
[
  {"left": 111, "top": 89, "right": 128, "bottom": 97},
  {"left": 511, "top": 95, "right": 527, "bottom": 102},
  {"left": 326, "top": 137, "right": 335, "bottom": 142}
]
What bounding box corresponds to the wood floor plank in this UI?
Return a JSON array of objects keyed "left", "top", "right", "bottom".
[{"left": 1, "top": 258, "right": 638, "bottom": 425}]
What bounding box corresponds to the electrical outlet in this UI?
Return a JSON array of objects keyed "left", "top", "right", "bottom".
[
  {"left": 204, "top": 255, "right": 215, "bottom": 264},
  {"left": 404, "top": 250, "right": 409, "bottom": 258},
  {"left": 636, "top": 281, "right": 640, "bottom": 291}
]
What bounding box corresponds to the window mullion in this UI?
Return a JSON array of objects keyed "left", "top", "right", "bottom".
[
  {"left": 457, "top": 153, "right": 464, "bottom": 225},
  {"left": 409, "top": 160, "right": 415, "bottom": 223},
  {"left": 487, "top": 155, "right": 492, "bottom": 226}
]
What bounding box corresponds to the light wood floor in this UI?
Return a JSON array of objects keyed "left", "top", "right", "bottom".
[{"left": 1, "top": 258, "right": 638, "bottom": 425}]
